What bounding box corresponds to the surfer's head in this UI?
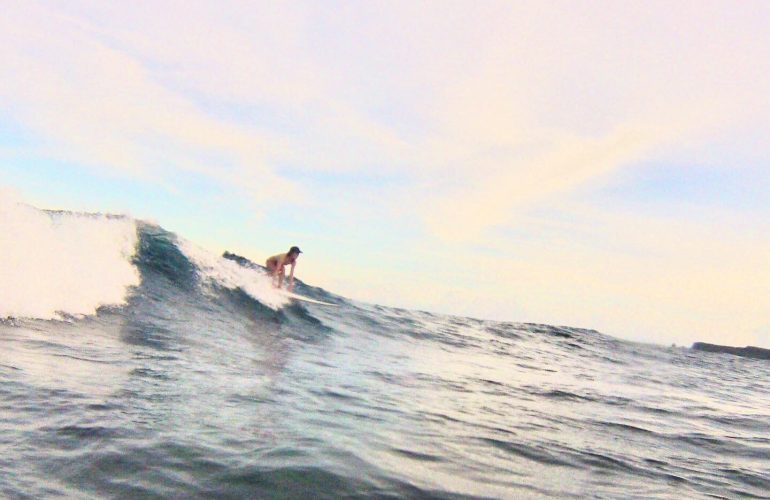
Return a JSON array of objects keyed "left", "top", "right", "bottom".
[{"left": 289, "top": 246, "right": 302, "bottom": 257}]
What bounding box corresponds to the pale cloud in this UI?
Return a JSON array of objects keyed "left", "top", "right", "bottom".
[
  {"left": 421, "top": 124, "right": 670, "bottom": 241},
  {"left": 408, "top": 0, "right": 770, "bottom": 241},
  {"left": 59, "top": 0, "right": 411, "bottom": 173},
  {"left": 1, "top": 3, "right": 299, "bottom": 204},
  {"left": 4, "top": 1, "right": 768, "bottom": 206},
  {"left": 0, "top": 1, "right": 417, "bottom": 202}
]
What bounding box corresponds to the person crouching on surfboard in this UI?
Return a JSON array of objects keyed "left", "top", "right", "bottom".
[{"left": 266, "top": 246, "right": 302, "bottom": 291}]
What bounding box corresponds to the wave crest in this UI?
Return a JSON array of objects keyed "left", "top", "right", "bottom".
[{"left": 0, "top": 194, "right": 140, "bottom": 320}]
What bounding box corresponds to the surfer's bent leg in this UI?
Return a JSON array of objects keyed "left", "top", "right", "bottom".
[
  {"left": 265, "top": 259, "right": 285, "bottom": 288},
  {"left": 266, "top": 259, "right": 279, "bottom": 286}
]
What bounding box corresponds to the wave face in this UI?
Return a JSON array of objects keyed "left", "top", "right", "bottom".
[{"left": 1, "top": 207, "right": 769, "bottom": 499}]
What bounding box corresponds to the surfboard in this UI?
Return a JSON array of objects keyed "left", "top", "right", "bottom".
[{"left": 280, "top": 290, "right": 339, "bottom": 307}]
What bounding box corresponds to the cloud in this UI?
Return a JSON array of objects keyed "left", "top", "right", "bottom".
[
  {"left": 4, "top": 1, "right": 768, "bottom": 206},
  {"left": 0, "top": 3, "right": 300, "bottom": 203},
  {"left": 0, "top": 1, "right": 426, "bottom": 204},
  {"left": 406, "top": 0, "right": 770, "bottom": 241},
  {"left": 420, "top": 124, "right": 671, "bottom": 241}
]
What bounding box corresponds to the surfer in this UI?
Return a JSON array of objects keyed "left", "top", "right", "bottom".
[{"left": 266, "top": 246, "right": 302, "bottom": 291}]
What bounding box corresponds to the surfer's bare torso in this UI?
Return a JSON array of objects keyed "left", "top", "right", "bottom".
[{"left": 266, "top": 246, "right": 302, "bottom": 290}]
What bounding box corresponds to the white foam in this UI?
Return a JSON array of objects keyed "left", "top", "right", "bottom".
[
  {"left": 177, "top": 239, "right": 290, "bottom": 310},
  {"left": 0, "top": 191, "right": 140, "bottom": 320}
]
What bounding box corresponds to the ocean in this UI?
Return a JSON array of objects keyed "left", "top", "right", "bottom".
[{"left": 1, "top": 206, "right": 768, "bottom": 499}]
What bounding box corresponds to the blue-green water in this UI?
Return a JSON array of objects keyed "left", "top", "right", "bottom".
[{"left": 1, "top": 212, "right": 769, "bottom": 499}]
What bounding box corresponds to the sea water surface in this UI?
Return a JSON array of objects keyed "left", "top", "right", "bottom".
[{"left": 1, "top": 207, "right": 769, "bottom": 499}]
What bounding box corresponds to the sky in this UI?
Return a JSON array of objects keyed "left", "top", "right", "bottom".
[{"left": 1, "top": 0, "right": 769, "bottom": 347}]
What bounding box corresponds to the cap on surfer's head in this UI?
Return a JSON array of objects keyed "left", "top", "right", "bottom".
[{"left": 289, "top": 246, "right": 302, "bottom": 255}]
